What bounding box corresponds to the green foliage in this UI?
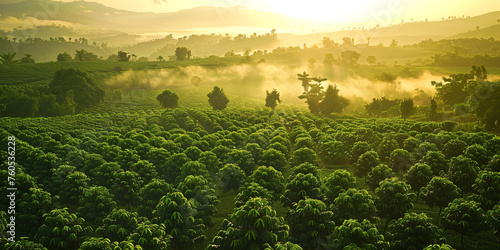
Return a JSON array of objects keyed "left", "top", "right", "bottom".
[
  {"left": 349, "top": 141, "right": 371, "bottom": 163},
  {"left": 319, "top": 84, "right": 349, "bottom": 114},
  {"left": 95, "top": 209, "right": 140, "bottom": 242},
  {"left": 90, "top": 162, "right": 122, "bottom": 188},
  {"left": 207, "top": 197, "right": 288, "bottom": 250},
  {"left": 57, "top": 52, "right": 73, "bottom": 62},
  {"left": 226, "top": 149, "right": 255, "bottom": 175},
  {"left": 423, "top": 244, "right": 455, "bottom": 250},
  {"left": 364, "top": 97, "right": 400, "bottom": 117},
  {"left": 249, "top": 166, "right": 285, "bottom": 200},
  {"left": 117, "top": 51, "right": 131, "bottom": 62},
  {"left": 128, "top": 221, "right": 171, "bottom": 250},
  {"left": 289, "top": 148, "right": 318, "bottom": 167},
  {"left": 422, "top": 151, "right": 449, "bottom": 176},
  {"left": 111, "top": 171, "right": 142, "bottom": 207},
  {"left": 400, "top": 98, "right": 415, "bottom": 119},
  {"left": 473, "top": 170, "right": 500, "bottom": 210},
  {"left": 378, "top": 138, "right": 399, "bottom": 161},
  {"left": 157, "top": 90, "right": 179, "bottom": 109},
  {"left": 36, "top": 208, "right": 87, "bottom": 250},
  {"left": 421, "top": 176, "right": 461, "bottom": 221},
  {"left": 332, "top": 188, "right": 377, "bottom": 224},
  {"left": 281, "top": 173, "right": 321, "bottom": 208},
  {"left": 431, "top": 72, "right": 474, "bottom": 106},
  {"left": 442, "top": 139, "right": 468, "bottom": 159},
  {"left": 49, "top": 68, "right": 105, "bottom": 112},
  {"left": 175, "top": 47, "right": 192, "bottom": 61},
  {"left": 441, "top": 198, "right": 486, "bottom": 248},
  {"left": 323, "top": 170, "right": 357, "bottom": 204},
  {"left": 487, "top": 154, "right": 500, "bottom": 172},
  {"left": 331, "top": 219, "right": 389, "bottom": 250},
  {"left": 464, "top": 144, "right": 490, "bottom": 167},
  {"left": 152, "top": 192, "right": 206, "bottom": 249},
  {"left": 265, "top": 89, "right": 281, "bottom": 110},
  {"left": 354, "top": 151, "right": 381, "bottom": 177},
  {"left": 389, "top": 149, "right": 414, "bottom": 177},
  {"left": 177, "top": 175, "right": 219, "bottom": 226},
  {"left": 487, "top": 203, "right": 500, "bottom": 241},
  {"left": 219, "top": 163, "right": 246, "bottom": 192},
  {"left": 386, "top": 213, "right": 442, "bottom": 250},
  {"left": 18, "top": 188, "right": 56, "bottom": 236},
  {"left": 260, "top": 148, "right": 287, "bottom": 172},
  {"left": 319, "top": 140, "right": 347, "bottom": 164},
  {"left": 138, "top": 179, "right": 174, "bottom": 218},
  {"left": 405, "top": 163, "right": 433, "bottom": 200},
  {"left": 366, "top": 164, "right": 395, "bottom": 190},
  {"left": 289, "top": 163, "right": 321, "bottom": 181},
  {"left": 207, "top": 86, "right": 229, "bottom": 110},
  {"left": 286, "top": 199, "right": 335, "bottom": 249},
  {"left": 234, "top": 182, "right": 273, "bottom": 207},
  {"left": 77, "top": 186, "right": 117, "bottom": 223},
  {"left": 447, "top": 156, "right": 480, "bottom": 195},
  {"left": 2, "top": 237, "right": 47, "bottom": 250},
  {"left": 375, "top": 179, "right": 414, "bottom": 229},
  {"left": 469, "top": 81, "right": 500, "bottom": 130}
]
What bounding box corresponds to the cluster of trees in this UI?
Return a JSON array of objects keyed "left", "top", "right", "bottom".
[
  {"left": 432, "top": 66, "right": 500, "bottom": 130},
  {"left": 0, "top": 68, "right": 104, "bottom": 117},
  {"left": 297, "top": 71, "right": 349, "bottom": 114},
  {"left": 2, "top": 102, "right": 500, "bottom": 249}
]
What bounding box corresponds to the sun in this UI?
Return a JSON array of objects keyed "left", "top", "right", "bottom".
[{"left": 265, "top": 0, "right": 379, "bottom": 23}]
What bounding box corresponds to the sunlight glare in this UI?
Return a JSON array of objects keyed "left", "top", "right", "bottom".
[{"left": 266, "top": 0, "right": 378, "bottom": 22}]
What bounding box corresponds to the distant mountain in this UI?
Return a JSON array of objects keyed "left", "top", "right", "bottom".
[
  {"left": 278, "top": 11, "right": 500, "bottom": 46},
  {"left": 450, "top": 24, "right": 500, "bottom": 40},
  {"left": 0, "top": 0, "right": 317, "bottom": 33}
]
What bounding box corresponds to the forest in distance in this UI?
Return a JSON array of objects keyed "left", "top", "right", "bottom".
[{"left": 2, "top": 0, "right": 500, "bottom": 250}]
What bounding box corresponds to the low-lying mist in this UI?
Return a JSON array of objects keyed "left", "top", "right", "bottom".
[{"left": 105, "top": 63, "right": 441, "bottom": 110}]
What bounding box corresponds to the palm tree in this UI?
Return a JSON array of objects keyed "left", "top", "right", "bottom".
[{"left": 0, "top": 52, "right": 18, "bottom": 64}]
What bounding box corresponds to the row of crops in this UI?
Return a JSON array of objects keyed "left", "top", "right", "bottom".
[{"left": 1, "top": 106, "right": 500, "bottom": 249}]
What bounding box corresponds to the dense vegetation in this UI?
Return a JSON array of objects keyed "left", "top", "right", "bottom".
[{"left": 1, "top": 92, "right": 500, "bottom": 249}]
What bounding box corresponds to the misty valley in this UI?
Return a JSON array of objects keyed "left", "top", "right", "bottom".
[{"left": 1, "top": 0, "right": 500, "bottom": 250}]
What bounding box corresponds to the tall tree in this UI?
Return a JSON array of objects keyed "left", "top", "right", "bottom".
[
  {"left": 175, "top": 47, "right": 191, "bottom": 61},
  {"left": 265, "top": 89, "right": 282, "bottom": 110},
  {"left": 117, "top": 51, "right": 131, "bottom": 62},
  {"left": 207, "top": 86, "right": 229, "bottom": 110},
  {"left": 400, "top": 98, "right": 415, "bottom": 120},
  {"left": 49, "top": 68, "right": 105, "bottom": 112},
  {"left": 319, "top": 84, "right": 349, "bottom": 114},
  {"left": 0, "top": 52, "right": 18, "bottom": 64},
  {"left": 156, "top": 90, "right": 179, "bottom": 108}
]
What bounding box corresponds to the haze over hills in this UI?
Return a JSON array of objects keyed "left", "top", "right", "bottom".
[
  {"left": 0, "top": 0, "right": 319, "bottom": 33},
  {"left": 1, "top": 0, "right": 499, "bottom": 39},
  {"left": 1, "top": 0, "right": 500, "bottom": 62}
]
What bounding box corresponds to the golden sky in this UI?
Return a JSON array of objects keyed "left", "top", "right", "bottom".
[{"left": 8, "top": 0, "right": 500, "bottom": 24}]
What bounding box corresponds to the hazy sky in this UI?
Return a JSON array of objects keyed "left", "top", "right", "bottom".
[{"left": 16, "top": 0, "right": 500, "bottom": 24}]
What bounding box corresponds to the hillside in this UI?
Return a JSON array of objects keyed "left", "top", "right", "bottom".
[
  {"left": 450, "top": 24, "right": 500, "bottom": 40},
  {"left": 0, "top": 0, "right": 317, "bottom": 33}
]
